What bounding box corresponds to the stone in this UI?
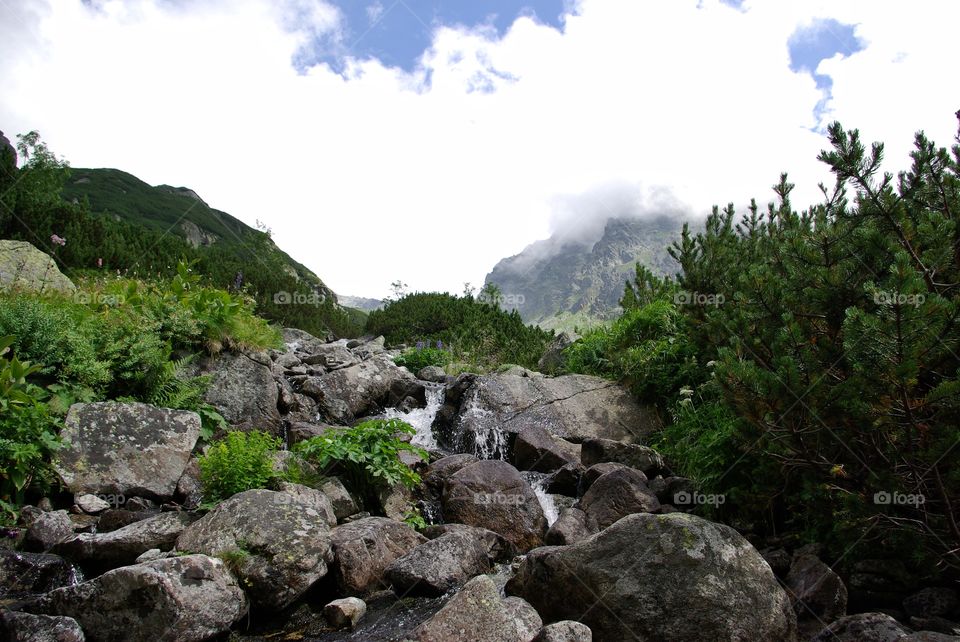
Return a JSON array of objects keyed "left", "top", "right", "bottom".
[
  {"left": 55, "top": 512, "right": 191, "bottom": 567},
  {"left": 578, "top": 467, "right": 659, "bottom": 530},
  {"left": 811, "top": 612, "right": 912, "bottom": 642},
  {"left": 23, "top": 510, "right": 74, "bottom": 552},
  {"left": 96, "top": 509, "right": 156, "bottom": 533},
  {"left": 420, "top": 523, "right": 516, "bottom": 562},
  {"left": 534, "top": 621, "right": 594, "bottom": 642},
  {"left": 580, "top": 438, "right": 665, "bottom": 475},
  {"left": 54, "top": 402, "right": 201, "bottom": 500},
  {"left": 408, "top": 575, "right": 542, "bottom": 642},
  {"left": 0, "top": 550, "right": 78, "bottom": 598},
  {"left": 513, "top": 425, "right": 581, "bottom": 473},
  {"left": 324, "top": 597, "right": 367, "bottom": 630},
  {"left": 786, "top": 554, "right": 848, "bottom": 637},
  {"left": 175, "top": 488, "right": 334, "bottom": 609},
  {"left": 423, "top": 454, "right": 479, "bottom": 488},
  {"left": 175, "top": 458, "right": 202, "bottom": 509},
  {"left": 537, "top": 332, "right": 574, "bottom": 375},
  {"left": 0, "top": 240, "right": 76, "bottom": 295},
  {"left": 74, "top": 494, "right": 110, "bottom": 514},
  {"left": 29, "top": 554, "right": 247, "bottom": 642},
  {"left": 582, "top": 462, "right": 632, "bottom": 490},
  {"left": 507, "top": 513, "right": 797, "bottom": 642},
  {"left": 417, "top": 366, "right": 447, "bottom": 382},
  {"left": 905, "top": 588, "right": 960, "bottom": 619},
  {"left": 0, "top": 610, "right": 85, "bottom": 642},
  {"left": 545, "top": 462, "right": 586, "bottom": 496},
  {"left": 762, "top": 547, "right": 792, "bottom": 578},
  {"left": 545, "top": 507, "right": 597, "bottom": 546},
  {"left": 442, "top": 459, "right": 547, "bottom": 552},
  {"left": 385, "top": 530, "right": 492, "bottom": 596},
  {"left": 319, "top": 477, "right": 359, "bottom": 522},
  {"left": 329, "top": 517, "right": 426, "bottom": 596},
  {"left": 193, "top": 350, "right": 282, "bottom": 434}
]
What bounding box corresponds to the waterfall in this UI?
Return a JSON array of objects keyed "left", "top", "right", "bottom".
[
  {"left": 459, "top": 397, "right": 510, "bottom": 460},
  {"left": 384, "top": 384, "right": 445, "bottom": 450},
  {"left": 524, "top": 472, "right": 560, "bottom": 526}
]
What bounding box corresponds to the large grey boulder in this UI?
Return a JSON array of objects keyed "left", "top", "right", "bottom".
[
  {"left": 300, "top": 354, "right": 424, "bottom": 424},
  {"left": 0, "top": 550, "right": 78, "bottom": 598},
  {"left": 29, "top": 554, "right": 247, "bottom": 642},
  {"left": 545, "top": 507, "right": 597, "bottom": 546},
  {"left": 811, "top": 612, "right": 912, "bottom": 641},
  {"left": 193, "top": 350, "right": 282, "bottom": 434},
  {"left": 580, "top": 438, "right": 665, "bottom": 475},
  {"left": 534, "top": 621, "right": 593, "bottom": 642},
  {"left": 513, "top": 425, "right": 581, "bottom": 473},
  {"left": 0, "top": 610, "right": 85, "bottom": 642},
  {"left": 385, "top": 530, "right": 492, "bottom": 596},
  {"left": 409, "top": 574, "right": 542, "bottom": 642},
  {"left": 786, "top": 554, "right": 848, "bottom": 636},
  {"left": 175, "top": 487, "right": 335, "bottom": 609},
  {"left": 0, "top": 240, "right": 76, "bottom": 295},
  {"left": 438, "top": 373, "right": 657, "bottom": 452},
  {"left": 55, "top": 512, "right": 190, "bottom": 567},
  {"left": 329, "top": 517, "right": 426, "bottom": 596},
  {"left": 507, "top": 513, "right": 797, "bottom": 642},
  {"left": 54, "top": 402, "right": 201, "bottom": 500},
  {"left": 442, "top": 460, "right": 547, "bottom": 552},
  {"left": 420, "top": 523, "right": 517, "bottom": 563},
  {"left": 577, "top": 467, "right": 660, "bottom": 530},
  {"left": 23, "top": 510, "right": 75, "bottom": 552}
]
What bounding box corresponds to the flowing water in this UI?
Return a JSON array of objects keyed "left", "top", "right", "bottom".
[
  {"left": 458, "top": 399, "right": 510, "bottom": 460},
  {"left": 384, "top": 384, "right": 445, "bottom": 450},
  {"left": 522, "top": 472, "right": 560, "bottom": 527}
]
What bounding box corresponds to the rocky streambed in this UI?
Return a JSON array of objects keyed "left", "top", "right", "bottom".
[{"left": 2, "top": 329, "right": 958, "bottom": 641}]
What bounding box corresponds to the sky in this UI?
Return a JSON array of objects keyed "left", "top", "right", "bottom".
[{"left": 0, "top": 0, "right": 957, "bottom": 299}]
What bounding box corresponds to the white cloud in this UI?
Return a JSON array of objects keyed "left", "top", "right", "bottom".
[{"left": 0, "top": 0, "right": 955, "bottom": 298}]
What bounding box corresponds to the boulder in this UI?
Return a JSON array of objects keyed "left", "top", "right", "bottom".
[
  {"left": 282, "top": 327, "right": 332, "bottom": 354},
  {"left": 329, "top": 517, "right": 426, "bottom": 596},
  {"left": 23, "top": 510, "right": 74, "bottom": 552},
  {"left": 578, "top": 467, "right": 659, "bottom": 530},
  {"left": 442, "top": 460, "right": 547, "bottom": 552},
  {"left": 848, "top": 559, "right": 918, "bottom": 610},
  {"left": 647, "top": 476, "right": 695, "bottom": 507},
  {"left": 420, "top": 523, "right": 516, "bottom": 562},
  {"left": 175, "top": 488, "right": 334, "bottom": 609},
  {"left": 54, "top": 402, "right": 201, "bottom": 500},
  {"left": 275, "top": 481, "right": 338, "bottom": 526},
  {"left": 580, "top": 438, "right": 664, "bottom": 475},
  {"left": 288, "top": 421, "right": 334, "bottom": 446},
  {"left": 762, "top": 547, "right": 793, "bottom": 578},
  {"left": 29, "top": 554, "right": 247, "bottom": 642},
  {"left": 0, "top": 610, "right": 85, "bottom": 642},
  {"left": 385, "top": 530, "right": 492, "bottom": 596},
  {"left": 417, "top": 366, "right": 447, "bottom": 382},
  {"left": 0, "top": 551, "right": 78, "bottom": 598},
  {"left": 0, "top": 240, "right": 76, "bottom": 295},
  {"left": 811, "top": 612, "right": 912, "bottom": 642},
  {"left": 74, "top": 494, "right": 110, "bottom": 514},
  {"left": 903, "top": 633, "right": 960, "bottom": 641},
  {"left": 537, "top": 332, "right": 574, "bottom": 375},
  {"left": 786, "top": 554, "right": 848, "bottom": 636},
  {"left": 545, "top": 462, "right": 585, "bottom": 497},
  {"left": 545, "top": 507, "right": 597, "bottom": 546},
  {"left": 302, "top": 344, "right": 358, "bottom": 370},
  {"left": 175, "top": 458, "right": 202, "bottom": 509},
  {"left": 423, "top": 454, "right": 479, "bottom": 488},
  {"left": 96, "top": 509, "right": 157, "bottom": 533},
  {"left": 437, "top": 373, "right": 658, "bottom": 448},
  {"left": 408, "top": 574, "right": 542, "bottom": 642},
  {"left": 507, "top": 513, "right": 797, "bottom": 642},
  {"left": 319, "top": 477, "right": 360, "bottom": 522},
  {"left": 582, "top": 462, "right": 632, "bottom": 490},
  {"left": 324, "top": 597, "right": 367, "bottom": 630},
  {"left": 193, "top": 350, "right": 282, "bottom": 434},
  {"left": 905, "top": 588, "right": 960, "bottom": 620},
  {"left": 534, "top": 621, "right": 594, "bottom": 642},
  {"left": 513, "top": 426, "right": 581, "bottom": 473},
  {"left": 55, "top": 512, "right": 190, "bottom": 567},
  {"left": 300, "top": 354, "right": 424, "bottom": 424}
]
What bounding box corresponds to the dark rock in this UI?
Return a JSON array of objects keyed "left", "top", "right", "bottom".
[
  {"left": 905, "top": 588, "right": 960, "bottom": 620},
  {"left": 175, "top": 458, "right": 202, "bottom": 509},
  {"left": 96, "top": 509, "right": 157, "bottom": 533},
  {"left": 647, "top": 476, "right": 695, "bottom": 506},
  {"left": 0, "top": 550, "right": 78, "bottom": 598},
  {"left": 24, "top": 510, "right": 74, "bottom": 552},
  {"left": 545, "top": 462, "right": 585, "bottom": 496},
  {"left": 786, "top": 554, "right": 848, "bottom": 637},
  {"left": 762, "top": 547, "right": 792, "bottom": 577},
  {"left": 578, "top": 467, "right": 659, "bottom": 530},
  {"left": 329, "top": 517, "right": 426, "bottom": 596},
  {"left": 909, "top": 616, "right": 960, "bottom": 636},
  {"left": 319, "top": 477, "right": 359, "bottom": 522},
  {"left": 55, "top": 512, "right": 190, "bottom": 567},
  {"left": 582, "top": 462, "right": 631, "bottom": 489},
  {"left": 811, "top": 612, "right": 912, "bottom": 642},
  {"left": 385, "top": 530, "right": 491, "bottom": 596},
  {"left": 513, "top": 425, "right": 581, "bottom": 473},
  {"left": 545, "top": 507, "right": 598, "bottom": 546},
  {"left": 849, "top": 559, "right": 918, "bottom": 610},
  {"left": 423, "top": 454, "right": 478, "bottom": 489},
  {"left": 580, "top": 438, "right": 665, "bottom": 475},
  {"left": 419, "top": 523, "right": 516, "bottom": 562},
  {"left": 0, "top": 610, "right": 85, "bottom": 642}
]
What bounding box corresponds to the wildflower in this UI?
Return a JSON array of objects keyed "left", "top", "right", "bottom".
[
  {"left": 96, "top": 258, "right": 103, "bottom": 268},
  {"left": 436, "top": 340, "right": 443, "bottom": 349},
  {"left": 415, "top": 341, "right": 425, "bottom": 350},
  {"left": 50, "top": 234, "right": 66, "bottom": 247}
]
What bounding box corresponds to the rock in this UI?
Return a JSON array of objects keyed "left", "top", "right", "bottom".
[
  {"left": 302, "top": 344, "right": 359, "bottom": 370},
  {"left": 647, "top": 476, "right": 695, "bottom": 507},
  {"left": 903, "top": 632, "right": 960, "bottom": 641},
  {"left": 124, "top": 497, "right": 156, "bottom": 512},
  {"left": 534, "top": 620, "right": 594, "bottom": 642},
  {"left": 545, "top": 507, "right": 597, "bottom": 546},
  {"left": 385, "top": 530, "right": 492, "bottom": 596},
  {"left": 442, "top": 459, "right": 547, "bottom": 552},
  {"left": 420, "top": 523, "right": 516, "bottom": 562},
  {"left": 300, "top": 354, "right": 425, "bottom": 424},
  {"left": 288, "top": 421, "right": 334, "bottom": 446},
  {"left": 351, "top": 336, "right": 386, "bottom": 360},
  {"left": 74, "top": 494, "right": 110, "bottom": 514},
  {"left": 786, "top": 554, "right": 848, "bottom": 637},
  {"left": 762, "top": 547, "right": 792, "bottom": 578},
  {"left": 0, "top": 550, "right": 78, "bottom": 598},
  {"left": 275, "top": 481, "right": 338, "bottom": 526},
  {"left": 0, "top": 610, "right": 85, "bottom": 642},
  {"left": 55, "top": 512, "right": 191, "bottom": 567},
  {"left": 905, "top": 588, "right": 960, "bottom": 619},
  {"left": 324, "top": 597, "right": 367, "bottom": 630},
  {"left": 409, "top": 574, "right": 542, "bottom": 642},
  {"left": 811, "top": 612, "right": 912, "bottom": 641},
  {"left": 175, "top": 488, "right": 334, "bottom": 609},
  {"left": 283, "top": 327, "right": 332, "bottom": 354},
  {"left": 135, "top": 548, "right": 173, "bottom": 563},
  {"left": 29, "top": 554, "right": 247, "bottom": 642},
  {"left": 0, "top": 240, "right": 76, "bottom": 295},
  {"left": 507, "top": 512, "right": 797, "bottom": 642},
  {"left": 96, "top": 509, "right": 156, "bottom": 533},
  {"left": 54, "top": 402, "right": 201, "bottom": 501},
  {"left": 537, "top": 332, "right": 574, "bottom": 375},
  {"left": 417, "top": 366, "right": 447, "bottom": 382},
  {"left": 175, "top": 458, "right": 202, "bottom": 509},
  {"left": 423, "top": 454, "right": 479, "bottom": 488},
  {"left": 849, "top": 559, "right": 918, "bottom": 610},
  {"left": 909, "top": 617, "right": 960, "bottom": 636},
  {"left": 577, "top": 467, "right": 659, "bottom": 530},
  {"left": 319, "top": 477, "right": 359, "bottom": 522},
  {"left": 377, "top": 482, "right": 413, "bottom": 521},
  {"left": 580, "top": 438, "right": 665, "bottom": 475},
  {"left": 545, "top": 462, "right": 585, "bottom": 496},
  {"left": 513, "top": 426, "right": 581, "bottom": 473},
  {"left": 329, "top": 517, "right": 426, "bottom": 596},
  {"left": 582, "top": 462, "right": 632, "bottom": 490},
  {"left": 24, "top": 510, "right": 75, "bottom": 552},
  {"left": 193, "top": 351, "right": 282, "bottom": 434},
  {"left": 437, "top": 373, "right": 658, "bottom": 449}
]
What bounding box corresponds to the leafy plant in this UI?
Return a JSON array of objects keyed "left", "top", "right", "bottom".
[
  {"left": 394, "top": 346, "right": 450, "bottom": 373},
  {"left": 403, "top": 507, "right": 427, "bottom": 530},
  {"left": 198, "top": 430, "right": 283, "bottom": 503}
]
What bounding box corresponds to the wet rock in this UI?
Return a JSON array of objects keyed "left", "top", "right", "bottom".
[
  {"left": 0, "top": 550, "right": 78, "bottom": 598},
  {"left": 545, "top": 462, "right": 585, "bottom": 497},
  {"left": 24, "top": 510, "right": 74, "bottom": 552},
  {"left": 385, "top": 530, "right": 492, "bottom": 596},
  {"left": 0, "top": 610, "right": 85, "bottom": 642},
  {"left": 534, "top": 620, "right": 594, "bottom": 642},
  {"left": 580, "top": 438, "right": 665, "bottom": 475},
  {"left": 324, "top": 597, "right": 367, "bottom": 630},
  {"left": 577, "top": 467, "right": 659, "bottom": 530},
  {"left": 513, "top": 425, "right": 581, "bottom": 473},
  {"left": 423, "top": 454, "right": 478, "bottom": 489},
  {"left": 545, "top": 507, "right": 598, "bottom": 546},
  {"left": 329, "top": 517, "right": 426, "bottom": 596},
  {"left": 55, "top": 512, "right": 191, "bottom": 567},
  {"left": 811, "top": 612, "right": 912, "bottom": 642}
]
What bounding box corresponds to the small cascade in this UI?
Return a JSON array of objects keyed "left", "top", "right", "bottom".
[
  {"left": 459, "top": 401, "right": 510, "bottom": 460},
  {"left": 523, "top": 472, "right": 560, "bottom": 526},
  {"left": 384, "top": 384, "right": 445, "bottom": 450}
]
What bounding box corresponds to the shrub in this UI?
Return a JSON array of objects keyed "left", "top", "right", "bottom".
[
  {"left": 394, "top": 345, "right": 450, "bottom": 373},
  {"left": 198, "top": 431, "right": 283, "bottom": 503}
]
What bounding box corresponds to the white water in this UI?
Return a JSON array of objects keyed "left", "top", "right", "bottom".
[
  {"left": 530, "top": 475, "right": 560, "bottom": 526},
  {"left": 384, "top": 384, "right": 445, "bottom": 450},
  {"left": 460, "top": 397, "right": 510, "bottom": 460}
]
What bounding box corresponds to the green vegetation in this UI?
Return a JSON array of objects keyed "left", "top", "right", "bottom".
[
  {"left": 198, "top": 431, "right": 284, "bottom": 503},
  {"left": 294, "top": 418, "right": 427, "bottom": 508},
  {"left": 394, "top": 345, "right": 451, "bottom": 373},
  {"left": 566, "top": 123, "right": 960, "bottom": 573},
  {"left": 366, "top": 290, "right": 553, "bottom": 372}
]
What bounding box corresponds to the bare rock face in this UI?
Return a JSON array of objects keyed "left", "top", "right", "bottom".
[
  {"left": 55, "top": 512, "right": 191, "bottom": 568},
  {"left": 0, "top": 240, "right": 76, "bottom": 295},
  {"left": 54, "top": 402, "right": 201, "bottom": 501},
  {"left": 194, "top": 350, "right": 282, "bottom": 434},
  {"left": 507, "top": 513, "right": 798, "bottom": 642},
  {"left": 577, "top": 467, "right": 660, "bottom": 530},
  {"left": 385, "top": 530, "right": 492, "bottom": 596},
  {"left": 28, "top": 554, "right": 247, "bottom": 642},
  {"left": 328, "top": 517, "right": 426, "bottom": 596},
  {"left": 175, "top": 488, "right": 335, "bottom": 609}
]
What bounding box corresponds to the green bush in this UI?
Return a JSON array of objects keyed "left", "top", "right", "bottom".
[
  {"left": 198, "top": 431, "right": 283, "bottom": 503},
  {"left": 394, "top": 346, "right": 450, "bottom": 373},
  {"left": 294, "top": 418, "right": 427, "bottom": 506}
]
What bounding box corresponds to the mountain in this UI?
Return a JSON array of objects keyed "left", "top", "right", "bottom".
[
  {"left": 485, "top": 216, "right": 683, "bottom": 331},
  {"left": 337, "top": 295, "right": 384, "bottom": 312}
]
